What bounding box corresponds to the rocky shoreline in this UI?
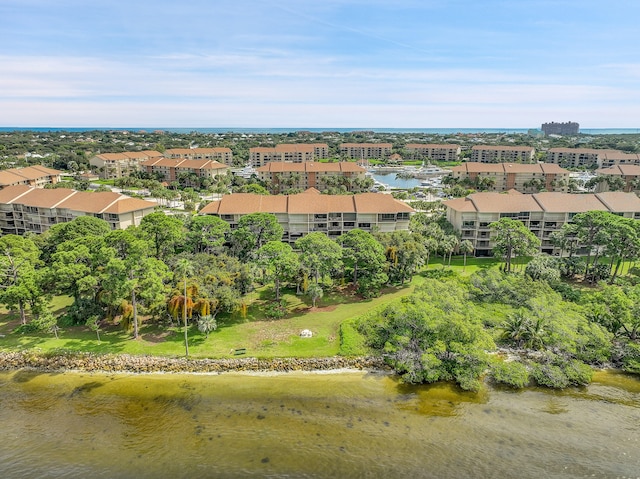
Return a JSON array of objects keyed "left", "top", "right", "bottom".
[{"left": 0, "top": 351, "right": 388, "bottom": 374}]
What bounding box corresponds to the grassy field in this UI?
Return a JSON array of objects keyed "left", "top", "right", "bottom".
[
  {"left": 5, "top": 254, "right": 619, "bottom": 360},
  {"left": 0, "top": 273, "right": 435, "bottom": 359}
]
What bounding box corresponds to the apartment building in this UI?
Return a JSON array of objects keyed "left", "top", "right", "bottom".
[
  {"left": 545, "top": 148, "right": 640, "bottom": 168},
  {"left": 596, "top": 150, "right": 640, "bottom": 168},
  {"left": 199, "top": 188, "right": 414, "bottom": 242},
  {"left": 249, "top": 144, "right": 329, "bottom": 168},
  {"left": 594, "top": 165, "right": 640, "bottom": 193},
  {"left": 444, "top": 190, "right": 640, "bottom": 256},
  {"left": 339, "top": 143, "right": 393, "bottom": 160},
  {"left": 470, "top": 145, "right": 536, "bottom": 163},
  {"left": 164, "top": 148, "right": 233, "bottom": 165},
  {"left": 89, "top": 150, "right": 163, "bottom": 179},
  {"left": 256, "top": 162, "right": 367, "bottom": 193},
  {"left": 140, "top": 158, "right": 230, "bottom": 186},
  {"left": 0, "top": 185, "right": 157, "bottom": 234},
  {"left": 404, "top": 144, "right": 461, "bottom": 161},
  {"left": 450, "top": 163, "right": 570, "bottom": 193},
  {"left": 0, "top": 166, "right": 62, "bottom": 189},
  {"left": 541, "top": 122, "right": 579, "bottom": 136}
]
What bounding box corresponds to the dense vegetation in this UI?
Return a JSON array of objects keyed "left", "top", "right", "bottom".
[{"left": 3, "top": 129, "right": 640, "bottom": 390}]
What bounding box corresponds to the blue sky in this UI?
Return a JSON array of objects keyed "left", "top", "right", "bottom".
[{"left": 1, "top": 0, "right": 639, "bottom": 128}]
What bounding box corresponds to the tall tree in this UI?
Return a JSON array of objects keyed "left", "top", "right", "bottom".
[
  {"left": 295, "top": 232, "right": 343, "bottom": 285},
  {"left": 459, "top": 239, "right": 474, "bottom": 271},
  {"left": 175, "top": 258, "right": 194, "bottom": 357},
  {"left": 256, "top": 241, "right": 299, "bottom": 300},
  {"left": 186, "top": 215, "right": 230, "bottom": 254},
  {"left": 103, "top": 233, "right": 169, "bottom": 339},
  {"left": 230, "top": 213, "right": 284, "bottom": 261},
  {"left": 490, "top": 217, "right": 541, "bottom": 273},
  {"left": 41, "top": 216, "right": 111, "bottom": 260},
  {"left": 139, "top": 212, "right": 186, "bottom": 261},
  {"left": 571, "top": 211, "right": 615, "bottom": 282},
  {"left": 0, "top": 235, "right": 42, "bottom": 324},
  {"left": 376, "top": 231, "right": 426, "bottom": 284},
  {"left": 339, "top": 229, "right": 387, "bottom": 296}
]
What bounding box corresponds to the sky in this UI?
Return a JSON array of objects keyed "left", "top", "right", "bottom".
[{"left": 1, "top": 0, "right": 639, "bottom": 128}]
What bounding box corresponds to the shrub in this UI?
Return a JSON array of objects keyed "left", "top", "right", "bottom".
[
  {"left": 339, "top": 319, "right": 369, "bottom": 356},
  {"left": 531, "top": 363, "right": 570, "bottom": 389},
  {"left": 563, "top": 359, "right": 593, "bottom": 386},
  {"left": 264, "top": 300, "right": 287, "bottom": 320},
  {"left": 13, "top": 322, "right": 40, "bottom": 334},
  {"left": 620, "top": 341, "right": 640, "bottom": 375},
  {"left": 531, "top": 354, "right": 593, "bottom": 388},
  {"left": 490, "top": 360, "right": 530, "bottom": 388}
]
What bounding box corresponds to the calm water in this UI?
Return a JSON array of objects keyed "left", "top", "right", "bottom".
[
  {"left": 370, "top": 173, "right": 423, "bottom": 189},
  {"left": 0, "top": 369, "right": 639, "bottom": 478}
]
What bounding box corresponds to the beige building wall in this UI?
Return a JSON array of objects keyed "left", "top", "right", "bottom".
[{"left": 470, "top": 146, "right": 535, "bottom": 163}]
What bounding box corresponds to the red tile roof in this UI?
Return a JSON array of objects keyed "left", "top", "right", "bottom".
[{"left": 199, "top": 190, "right": 414, "bottom": 216}]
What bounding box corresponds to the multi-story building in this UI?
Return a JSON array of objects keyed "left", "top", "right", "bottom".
[
  {"left": 164, "top": 148, "right": 233, "bottom": 165},
  {"left": 140, "top": 158, "right": 230, "bottom": 186},
  {"left": 595, "top": 150, "right": 640, "bottom": 168},
  {"left": 339, "top": 143, "right": 393, "bottom": 160},
  {"left": 256, "top": 162, "right": 367, "bottom": 193},
  {"left": 0, "top": 166, "right": 62, "bottom": 189},
  {"left": 541, "top": 122, "right": 580, "bottom": 136},
  {"left": 89, "top": 150, "right": 163, "bottom": 179},
  {"left": 593, "top": 165, "right": 640, "bottom": 193},
  {"left": 249, "top": 144, "right": 329, "bottom": 168},
  {"left": 470, "top": 145, "right": 536, "bottom": 163},
  {"left": 545, "top": 148, "right": 640, "bottom": 168},
  {"left": 444, "top": 190, "right": 640, "bottom": 256},
  {"left": 199, "top": 188, "right": 414, "bottom": 243},
  {"left": 450, "top": 163, "right": 570, "bottom": 193},
  {"left": 0, "top": 185, "right": 157, "bottom": 234},
  {"left": 404, "top": 144, "right": 461, "bottom": 161}
]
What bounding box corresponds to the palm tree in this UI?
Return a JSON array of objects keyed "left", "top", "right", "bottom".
[
  {"left": 175, "top": 259, "right": 194, "bottom": 358},
  {"left": 459, "top": 239, "right": 474, "bottom": 271},
  {"left": 442, "top": 235, "right": 459, "bottom": 268}
]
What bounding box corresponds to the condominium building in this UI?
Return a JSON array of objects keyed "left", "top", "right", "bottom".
[
  {"left": 444, "top": 190, "right": 640, "bottom": 256},
  {"left": 595, "top": 150, "right": 640, "bottom": 168},
  {"left": 0, "top": 166, "right": 62, "bottom": 189},
  {"left": 0, "top": 185, "right": 157, "bottom": 234},
  {"left": 164, "top": 148, "right": 233, "bottom": 165},
  {"left": 140, "top": 158, "right": 230, "bottom": 186},
  {"left": 594, "top": 165, "right": 640, "bottom": 193},
  {"left": 541, "top": 122, "right": 579, "bottom": 136},
  {"left": 249, "top": 144, "right": 329, "bottom": 168},
  {"left": 545, "top": 148, "right": 640, "bottom": 168},
  {"left": 450, "top": 163, "right": 570, "bottom": 193},
  {"left": 199, "top": 188, "right": 414, "bottom": 242},
  {"left": 256, "top": 162, "right": 367, "bottom": 193},
  {"left": 404, "top": 144, "right": 461, "bottom": 161},
  {"left": 470, "top": 145, "right": 536, "bottom": 163},
  {"left": 339, "top": 143, "right": 393, "bottom": 160},
  {"left": 89, "top": 150, "right": 163, "bottom": 179}
]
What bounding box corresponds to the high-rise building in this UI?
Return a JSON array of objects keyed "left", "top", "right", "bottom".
[{"left": 541, "top": 122, "right": 580, "bottom": 136}]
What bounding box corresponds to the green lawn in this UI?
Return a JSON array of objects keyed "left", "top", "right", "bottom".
[
  {"left": 1, "top": 254, "right": 627, "bottom": 360},
  {"left": 0, "top": 279, "right": 422, "bottom": 359}
]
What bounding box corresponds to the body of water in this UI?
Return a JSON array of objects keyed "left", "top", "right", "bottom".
[
  {"left": 370, "top": 172, "right": 424, "bottom": 189},
  {"left": 0, "top": 369, "right": 639, "bottom": 478}
]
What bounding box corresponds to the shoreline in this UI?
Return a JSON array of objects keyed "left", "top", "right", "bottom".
[{"left": 0, "top": 351, "right": 389, "bottom": 375}]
